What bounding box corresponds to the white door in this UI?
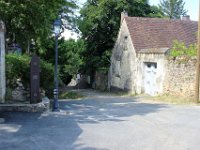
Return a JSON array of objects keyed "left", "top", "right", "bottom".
[{"left": 144, "top": 63, "right": 157, "bottom": 96}]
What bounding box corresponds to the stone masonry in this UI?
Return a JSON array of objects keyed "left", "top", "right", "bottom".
[
  {"left": 0, "top": 21, "right": 6, "bottom": 103},
  {"left": 163, "top": 57, "right": 197, "bottom": 98}
]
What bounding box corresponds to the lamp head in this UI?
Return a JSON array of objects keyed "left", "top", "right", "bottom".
[{"left": 53, "top": 19, "right": 62, "bottom": 35}]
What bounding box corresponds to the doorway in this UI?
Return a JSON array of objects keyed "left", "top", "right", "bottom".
[{"left": 144, "top": 62, "right": 157, "bottom": 96}]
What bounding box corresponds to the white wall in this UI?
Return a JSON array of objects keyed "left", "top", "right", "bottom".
[{"left": 137, "top": 53, "right": 167, "bottom": 95}]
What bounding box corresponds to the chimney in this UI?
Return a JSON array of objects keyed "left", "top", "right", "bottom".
[
  {"left": 181, "top": 15, "right": 190, "bottom": 21},
  {"left": 121, "top": 10, "right": 128, "bottom": 24}
]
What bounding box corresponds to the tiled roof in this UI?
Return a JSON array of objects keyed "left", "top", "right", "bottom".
[{"left": 125, "top": 17, "right": 198, "bottom": 52}]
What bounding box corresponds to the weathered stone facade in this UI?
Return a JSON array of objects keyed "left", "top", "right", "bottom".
[
  {"left": 0, "top": 21, "right": 6, "bottom": 103},
  {"left": 109, "top": 18, "right": 168, "bottom": 95},
  {"left": 109, "top": 18, "right": 137, "bottom": 92},
  {"left": 163, "top": 57, "right": 196, "bottom": 98},
  {"left": 108, "top": 14, "right": 198, "bottom": 97}
]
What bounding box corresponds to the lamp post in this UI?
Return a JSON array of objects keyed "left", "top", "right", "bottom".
[{"left": 53, "top": 19, "right": 62, "bottom": 111}]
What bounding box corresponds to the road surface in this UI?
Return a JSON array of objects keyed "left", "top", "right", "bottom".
[{"left": 0, "top": 90, "right": 200, "bottom": 150}]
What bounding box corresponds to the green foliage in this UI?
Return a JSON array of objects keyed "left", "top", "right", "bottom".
[
  {"left": 78, "top": 0, "right": 164, "bottom": 73},
  {"left": 6, "top": 54, "right": 54, "bottom": 92},
  {"left": 6, "top": 54, "right": 30, "bottom": 89},
  {"left": 40, "top": 59, "right": 54, "bottom": 90},
  {"left": 0, "top": 0, "right": 77, "bottom": 53},
  {"left": 58, "top": 39, "right": 87, "bottom": 84},
  {"left": 170, "top": 40, "right": 197, "bottom": 57},
  {"left": 159, "top": 0, "right": 187, "bottom": 19},
  {"left": 5, "top": 87, "right": 13, "bottom": 101},
  {"left": 39, "top": 38, "right": 87, "bottom": 85}
]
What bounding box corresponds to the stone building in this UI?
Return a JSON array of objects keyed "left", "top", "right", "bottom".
[
  {"left": 109, "top": 13, "right": 198, "bottom": 96},
  {"left": 0, "top": 21, "right": 6, "bottom": 102}
]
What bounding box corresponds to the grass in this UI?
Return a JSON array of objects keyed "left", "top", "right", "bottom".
[
  {"left": 58, "top": 91, "right": 85, "bottom": 100},
  {"left": 149, "top": 94, "right": 198, "bottom": 105}
]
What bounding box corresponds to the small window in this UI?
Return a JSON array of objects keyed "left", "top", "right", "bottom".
[
  {"left": 147, "top": 64, "right": 151, "bottom": 68},
  {"left": 124, "top": 36, "right": 128, "bottom": 51},
  {"left": 145, "top": 62, "right": 157, "bottom": 69}
]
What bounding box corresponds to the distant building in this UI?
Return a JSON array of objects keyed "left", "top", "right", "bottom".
[{"left": 109, "top": 13, "right": 198, "bottom": 97}]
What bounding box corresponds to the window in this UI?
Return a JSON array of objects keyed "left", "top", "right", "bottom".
[{"left": 145, "top": 62, "right": 157, "bottom": 69}]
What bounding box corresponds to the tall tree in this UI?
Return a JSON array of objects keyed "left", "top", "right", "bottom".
[
  {"left": 159, "top": 0, "right": 187, "bottom": 19},
  {"left": 0, "top": 0, "right": 77, "bottom": 54},
  {"left": 39, "top": 38, "right": 87, "bottom": 84},
  {"left": 78, "top": 0, "right": 164, "bottom": 73}
]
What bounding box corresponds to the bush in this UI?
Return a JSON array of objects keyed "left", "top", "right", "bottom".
[
  {"left": 6, "top": 54, "right": 54, "bottom": 93},
  {"left": 170, "top": 40, "right": 197, "bottom": 57},
  {"left": 6, "top": 54, "right": 30, "bottom": 89},
  {"left": 40, "top": 59, "right": 54, "bottom": 90}
]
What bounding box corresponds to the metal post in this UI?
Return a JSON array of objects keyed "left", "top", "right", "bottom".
[
  {"left": 53, "top": 34, "right": 59, "bottom": 111},
  {"left": 195, "top": 0, "right": 200, "bottom": 103}
]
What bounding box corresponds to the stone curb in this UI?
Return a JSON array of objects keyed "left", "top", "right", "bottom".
[{"left": 0, "top": 97, "right": 50, "bottom": 113}]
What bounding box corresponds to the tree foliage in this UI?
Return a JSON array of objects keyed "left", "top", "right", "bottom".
[
  {"left": 0, "top": 0, "right": 77, "bottom": 53},
  {"left": 170, "top": 40, "right": 197, "bottom": 57},
  {"left": 159, "top": 0, "right": 187, "bottom": 19},
  {"left": 40, "top": 38, "right": 87, "bottom": 84},
  {"left": 6, "top": 54, "right": 54, "bottom": 91},
  {"left": 58, "top": 38, "right": 86, "bottom": 84},
  {"left": 78, "top": 0, "right": 164, "bottom": 73}
]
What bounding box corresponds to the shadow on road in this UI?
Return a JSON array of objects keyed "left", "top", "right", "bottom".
[
  {"left": 60, "top": 96, "right": 167, "bottom": 124},
  {"left": 0, "top": 94, "right": 167, "bottom": 150}
]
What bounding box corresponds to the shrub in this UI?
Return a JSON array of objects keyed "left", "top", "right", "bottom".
[
  {"left": 6, "top": 54, "right": 54, "bottom": 93},
  {"left": 40, "top": 59, "right": 54, "bottom": 90},
  {"left": 170, "top": 40, "right": 197, "bottom": 57},
  {"left": 6, "top": 54, "right": 30, "bottom": 89}
]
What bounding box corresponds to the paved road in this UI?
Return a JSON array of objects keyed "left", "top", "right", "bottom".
[{"left": 1, "top": 90, "right": 200, "bottom": 150}]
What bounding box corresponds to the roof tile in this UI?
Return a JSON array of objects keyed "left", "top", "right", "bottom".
[{"left": 125, "top": 17, "right": 198, "bottom": 52}]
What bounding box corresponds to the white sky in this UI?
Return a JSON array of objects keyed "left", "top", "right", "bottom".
[{"left": 63, "top": 0, "right": 199, "bottom": 40}]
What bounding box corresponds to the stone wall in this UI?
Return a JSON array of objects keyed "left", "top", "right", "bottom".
[
  {"left": 163, "top": 57, "right": 196, "bottom": 98},
  {"left": 95, "top": 71, "right": 108, "bottom": 91}
]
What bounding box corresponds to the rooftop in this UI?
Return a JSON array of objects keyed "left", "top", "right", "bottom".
[{"left": 124, "top": 17, "right": 198, "bottom": 52}]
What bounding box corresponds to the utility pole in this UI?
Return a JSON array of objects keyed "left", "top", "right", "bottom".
[{"left": 195, "top": 0, "right": 200, "bottom": 103}]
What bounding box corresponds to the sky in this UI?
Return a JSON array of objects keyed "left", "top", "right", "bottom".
[
  {"left": 78, "top": 0, "right": 199, "bottom": 21},
  {"left": 150, "top": 0, "right": 198, "bottom": 21},
  {"left": 63, "top": 0, "right": 199, "bottom": 39}
]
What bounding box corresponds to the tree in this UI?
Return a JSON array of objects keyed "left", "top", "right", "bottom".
[
  {"left": 39, "top": 38, "right": 87, "bottom": 85},
  {"left": 58, "top": 38, "right": 86, "bottom": 84},
  {"left": 0, "top": 0, "right": 77, "bottom": 54},
  {"left": 78, "top": 0, "right": 164, "bottom": 73},
  {"left": 159, "top": 0, "right": 187, "bottom": 19}
]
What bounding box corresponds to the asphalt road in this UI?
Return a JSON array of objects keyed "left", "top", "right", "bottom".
[{"left": 1, "top": 90, "right": 200, "bottom": 150}]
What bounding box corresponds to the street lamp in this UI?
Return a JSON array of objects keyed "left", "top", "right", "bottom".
[{"left": 53, "top": 19, "right": 62, "bottom": 111}]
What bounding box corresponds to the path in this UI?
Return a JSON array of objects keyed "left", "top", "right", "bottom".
[{"left": 1, "top": 89, "right": 200, "bottom": 150}]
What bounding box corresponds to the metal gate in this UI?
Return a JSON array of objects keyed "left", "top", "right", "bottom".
[{"left": 144, "top": 62, "right": 157, "bottom": 96}]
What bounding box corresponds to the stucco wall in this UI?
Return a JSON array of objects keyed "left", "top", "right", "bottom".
[
  {"left": 163, "top": 57, "right": 196, "bottom": 98},
  {"left": 109, "top": 20, "right": 137, "bottom": 92},
  {"left": 137, "top": 53, "right": 167, "bottom": 95}
]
